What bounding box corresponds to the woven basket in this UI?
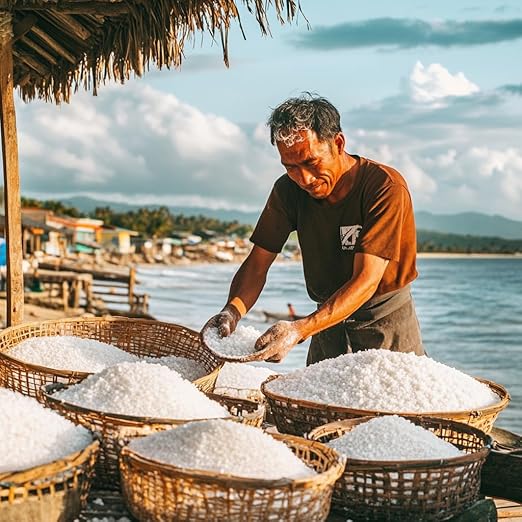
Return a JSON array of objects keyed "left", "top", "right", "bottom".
[
  {"left": 0, "top": 440, "right": 99, "bottom": 522},
  {"left": 261, "top": 375, "right": 510, "bottom": 436},
  {"left": 120, "top": 433, "right": 345, "bottom": 522},
  {"left": 42, "top": 384, "right": 265, "bottom": 488},
  {"left": 0, "top": 317, "right": 222, "bottom": 399},
  {"left": 308, "top": 416, "right": 492, "bottom": 521}
]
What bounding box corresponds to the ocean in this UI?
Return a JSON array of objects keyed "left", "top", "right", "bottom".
[{"left": 136, "top": 258, "right": 522, "bottom": 433}]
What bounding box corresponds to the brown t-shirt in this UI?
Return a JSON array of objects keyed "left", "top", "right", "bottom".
[{"left": 250, "top": 155, "right": 418, "bottom": 303}]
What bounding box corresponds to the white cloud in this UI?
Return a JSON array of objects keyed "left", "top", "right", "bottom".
[
  {"left": 345, "top": 65, "right": 522, "bottom": 219},
  {"left": 395, "top": 154, "right": 437, "bottom": 202},
  {"left": 409, "top": 61, "right": 480, "bottom": 105},
  {"left": 15, "top": 83, "right": 280, "bottom": 209}
]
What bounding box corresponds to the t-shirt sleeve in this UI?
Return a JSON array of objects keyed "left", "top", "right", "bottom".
[
  {"left": 250, "top": 177, "right": 297, "bottom": 254},
  {"left": 355, "top": 181, "right": 411, "bottom": 262}
]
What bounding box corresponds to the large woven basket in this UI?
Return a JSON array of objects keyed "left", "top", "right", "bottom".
[
  {"left": 0, "top": 316, "right": 222, "bottom": 398},
  {"left": 120, "top": 433, "right": 344, "bottom": 522},
  {"left": 0, "top": 439, "right": 99, "bottom": 522},
  {"left": 42, "top": 383, "right": 265, "bottom": 488},
  {"left": 308, "top": 416, "right": 492, "bottom": 521},
  {"left": 261, "top": 375, "right": 509, "bottom": 436}
]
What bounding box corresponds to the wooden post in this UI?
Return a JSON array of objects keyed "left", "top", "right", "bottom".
[
  {"left": 61, "top": 280, "right": 69, "bottom": 312},
  {"left": 0, "top": 11, "right": 24, "bottom": 325},
  {"left": 128, "top": 265, "right": 135, "bottom": 307}
]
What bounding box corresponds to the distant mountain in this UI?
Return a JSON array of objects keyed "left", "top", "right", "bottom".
[
  {"left": 62, "top": 197, "right": 522, "bottom": 239},
  {"left": 63, "top": 196, "right": 261, "bottom": 225},
  {"left": 416, "top": 211, "right": 522, "bottom": 240}
]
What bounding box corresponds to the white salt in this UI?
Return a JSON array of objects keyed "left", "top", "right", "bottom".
[
  {"left": 53, "top": 361, "right": 228, "bottom": 419},
  {"left": 0, "top": 388, "right": 92, "bottom": 473},
  {"left": 215, "top": 363, "right": 277, "bottom": 399},
  {"left": 328, "top": 416, "right": 463, "bottom": 461},
  {"left": 265, "top": 350, "right": 499, "bottom": 412},
  {"left": 8, "top": 335, "right": 138, "bottom": 373},
  {"left": 204, "top": 325, "right": 261, "bottom": 358},
  {"left": 129, "top": 419, "right": 316, "bottom": 480},
  {"left": 143, "top": 355, "right": 207, "bottom": 381}
]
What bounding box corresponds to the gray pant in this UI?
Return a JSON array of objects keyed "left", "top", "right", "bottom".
[{"left": 306, "top": 287, "right": 424, "bottom": 366}]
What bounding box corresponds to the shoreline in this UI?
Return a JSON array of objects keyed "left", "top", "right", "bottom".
[{"left": 417, "top": 252, "right": 522, "bottom": 259}]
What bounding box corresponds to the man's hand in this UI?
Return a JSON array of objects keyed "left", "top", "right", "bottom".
[
  {"left": 255, "top": 320, "right": 304, "bottom": 363},
  {"left": 201, "top": 304, "right": 241, "bottom": 339}
]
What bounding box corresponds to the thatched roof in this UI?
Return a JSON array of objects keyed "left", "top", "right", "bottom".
[{"left": 1, "top": 0, "right": 300, "bottom": 103}]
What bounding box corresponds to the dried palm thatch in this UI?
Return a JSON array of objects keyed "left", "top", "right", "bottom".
[{"left": 2, "top": 0, "right": 302, "bottom": 103}]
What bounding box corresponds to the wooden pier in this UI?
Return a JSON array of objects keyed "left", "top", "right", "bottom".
[{"left": 29, "top": 261, "right": 150, "bottom": 316}]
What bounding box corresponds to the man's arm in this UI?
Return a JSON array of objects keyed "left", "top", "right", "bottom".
[
  {"left": 201, "top": 245, "right": 277, "bottom": 337},
  {"left": 256, "top": 252, "right": 389, "bottom": 361},
  {"left": 227, "top": 245, "right": 278, "bottom": 315}
]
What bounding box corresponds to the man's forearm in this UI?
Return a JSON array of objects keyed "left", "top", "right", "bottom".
[
  {"left": 295, "top": 277, "right": 378, "bottom": 340},
  {"left": 226, "top": 246, "right": 276, "bottom": 317},
  {"left": 295, "top": 252, "right": 389, "bottom": 341}
]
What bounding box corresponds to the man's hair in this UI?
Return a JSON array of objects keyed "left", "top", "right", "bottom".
[{"left": 267, "top": 93, "right": 342, "bottom": 147}]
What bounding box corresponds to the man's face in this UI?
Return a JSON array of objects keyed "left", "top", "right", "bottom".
[{"left": 277, "top": 130, "right": 345, "bottom": 200}]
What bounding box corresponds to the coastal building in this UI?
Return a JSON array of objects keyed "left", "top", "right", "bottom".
[{"left": 97, "top": 226, "right": 139, "bottom": 255}]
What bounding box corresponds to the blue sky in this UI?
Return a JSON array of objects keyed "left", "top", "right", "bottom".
[{"left": 14, "top": 0, "right": 522, "bottom": 219}]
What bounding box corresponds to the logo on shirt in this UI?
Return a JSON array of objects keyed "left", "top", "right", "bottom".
[{"left": 340, "top": 225, "right": 362, "bottom": 251}]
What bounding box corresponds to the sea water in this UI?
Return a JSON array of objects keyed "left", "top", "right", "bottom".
[{"left": 137, "top": 258, "right": 522, "bottom": 433}]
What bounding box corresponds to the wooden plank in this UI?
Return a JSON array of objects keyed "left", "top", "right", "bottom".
[
  {"left": 31, "top": 26, "right": 77, "bottom": 64},
  {"left": 48, "top": 12, "right": 91, "bottom": 41},
  {"left": 13, "top": 49, "right": 49, "bottom": 76},
  {"left": 0, "top": 13, "right": 24, "bottom": 326},
  {"left": 12, "top": 14, "right": 38, "bottom": 42},
  {"left": 20, "top": 35, "right": 59, "bottom": 66},
  {"left": 17, "top": 3, "right": 130, "bottom": 16}
]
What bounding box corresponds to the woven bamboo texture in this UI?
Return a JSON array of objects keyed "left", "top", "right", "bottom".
[
  {"left": 120, "top": 433, "right": 345, "bottom": 522},
  {"left": 0, "top": 316, "right": 222, "bottom": 399},
  {"left": 0, "top": 439, "right": 99, "bottom": 522},
  {"left": 261, "top": 375, "right": 510, "bottom": 436},
  {"left": 42, "top": 384, "right": 265, "bottom": 489},
  {"left": 308, "top": 416, "right": 492, "bottom": 521}
]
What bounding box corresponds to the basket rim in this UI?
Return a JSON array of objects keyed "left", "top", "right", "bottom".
[
  {"left": 307, "top": 415, "right": 493, "bottom": 469},
  {"left": 0, "top": 438, "right": 99, "bottom": 485},
  {"left": 261, "top": 374, "right": 510, "bottom": 418},
  {"left": 42, "top": 383, "right": 234, "bottom": 426},
  {"left": 120, "top": 432, "right": 345, "bottom": 488},
  {"left": 0, "top": 316, "right": 213, "bottom": 378}
]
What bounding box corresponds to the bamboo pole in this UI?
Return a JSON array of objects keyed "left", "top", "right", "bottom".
[{"left": 0, "top": 11, "right": 24, "bottom": 325}]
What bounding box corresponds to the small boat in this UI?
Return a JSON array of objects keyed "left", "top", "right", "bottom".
[{"left": 260, "top": 303, "right": 306, "bottom": 322}]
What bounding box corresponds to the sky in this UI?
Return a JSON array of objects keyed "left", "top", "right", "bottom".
[{"left": 11, "top": 0, "right": 522, "bottom": 220}]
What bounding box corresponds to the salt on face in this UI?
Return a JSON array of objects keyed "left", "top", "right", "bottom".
[
  {"left": 128, "top": 419, "right": 316, "bottom": 480},
  {"left": 265, "top": 350, "right": 500, "bottom": 412},
  {"left": 53, "top": 361, "right": 228, "bottom": 419},
  {"left": 0, "top": 388, "right": 92, "bottom": 473},
  {"left": 215, "top": 363, "right": 277, "bottom": 399},
  {"left": 8, "top": 335, "right": 138, "bottom": 373},
  {"left": 328, "top": 416, "right": 463, "bottom": 461},
  {"left": 203, "top": 325, "right": 261, "bottom": 358},
  {"left": 143, "top": 355, "right": 207, "bottom": 382}
]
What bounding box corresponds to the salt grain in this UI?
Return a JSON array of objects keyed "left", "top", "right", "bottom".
[
  {"left": 54, "top": 361, "right": 228, "bottom": 419},
  {"left": 328, "top": 416, "right": 463, "bottom": 461},
  {"left": 266, "top": 350, "right": 499, "bottom": 412},
  {"left": 0, "top": 388, "right": 92, "bottom": 473},
  {"left": 204, "top": 325, "right": 261, "bottom": 357},
  {"left": 215, "top": 363, "right": 276, "bottom": 399},
  {"left": 144, "top": 355, "right": 207, "bottom": 381},
  {"left": 8, "top": 335, "right": 137, "bottom": 373},
  {"left": 129, "top": 419, "right": 316, "bottom": 480}
]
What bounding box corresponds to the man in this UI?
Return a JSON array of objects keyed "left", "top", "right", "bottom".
[{"left": 202, "top": 94, "right": 424, "bottom": 364}]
